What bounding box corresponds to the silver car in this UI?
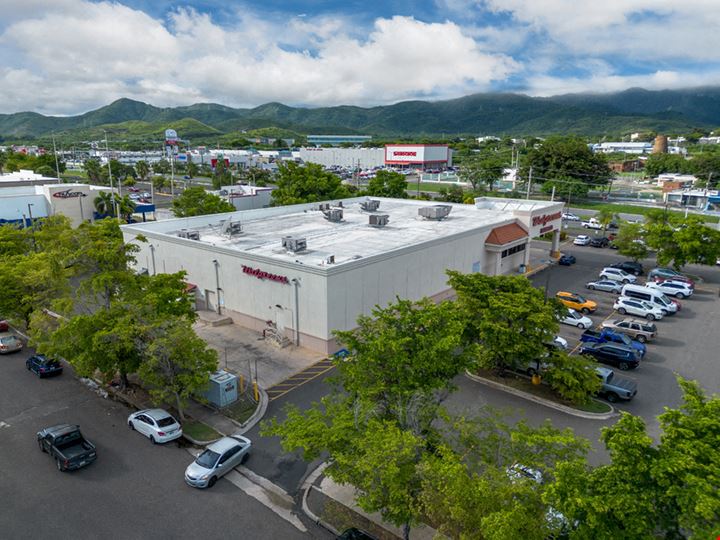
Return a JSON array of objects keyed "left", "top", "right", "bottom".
[
  {"left": 185, "top": 436, "right": 251, "bottom": 488},
  {"left": 586, "top": 279, "right": 622, "bottom": 294}
]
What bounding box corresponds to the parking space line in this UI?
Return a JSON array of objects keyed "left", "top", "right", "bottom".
[{"left": 266, "top": 360, "right": 336, "bottom": 401}]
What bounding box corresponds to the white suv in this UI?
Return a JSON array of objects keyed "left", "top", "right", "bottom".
[
  {"left": 613, "top": 297, "right": 665, "bottom": 321},
  {"left": 646, "top": 280, "right": 693, "bottom": 299},
  {"left": 600, "top": 267, "right": 637, "bottom": 284}
]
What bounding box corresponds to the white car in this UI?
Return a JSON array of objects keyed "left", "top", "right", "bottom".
[
  {"left": 560, "top": 308, "right": 593, "bottom": 329},
  {"left": 599, "top": 267, "right": 637, "bottom": 284},
  {"left": 552, "top": 336, "right": 569, "bottom": 350},
  {"left": 573, "top": 235, "right": 591, "bottom": 246},
  {"left": 645, "top": 280, "right": 693, "bottom": 299},
  {"left": 562, "top": 212, "right": 580, "bottom": 221},
  {"left": 128, "top": 409, "right": 182, "bottom": 444},
  {"left": 613, "top": 297, "right": 665, "bottom": 321}
]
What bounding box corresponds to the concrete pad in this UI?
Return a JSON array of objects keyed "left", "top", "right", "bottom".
[{"left": 194, "top": 319, "right": 325, "bottom": 389}]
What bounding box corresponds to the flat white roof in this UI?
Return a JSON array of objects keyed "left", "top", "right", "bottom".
[{"left": 123, "top": 197, "right": 557, "bottom": 267}]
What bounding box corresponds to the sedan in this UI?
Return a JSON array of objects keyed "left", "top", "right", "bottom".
[
  {"left": 586, "top": 279, "right": 622, "bottom": 294},
  {"left": 559, "top": 308, "right": 593, "bottom": 329},
  {"left": 558, "top": 254, "right": 576, "bottom": 266},
  {"left": 562, "top": 212, "right": 580, "bottom": 221},
  {"left": 613, "top": 297, "right": 664, "bottom": 321},
  {"left": 573, "top": 235, "right": 591, "bottom": 246},
  {"left": 128, "top": 409, "right": 183, "bottom": 444},
  {"left": 0, "top": 332, "right": 23, "bottom": 354},
  {"left": 26, "top": 354, "right": 63, "bottom": 377},
  {"left": 185, "top": 436, "right": 252, "bottom": 489},
  {"left": 645, "top": 280, "right": 693, "bottom": 299}
]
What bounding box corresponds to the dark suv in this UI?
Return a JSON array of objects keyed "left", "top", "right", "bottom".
[
  {"left": 589, "top": 237, "right": 610, "bottom": 248},
  {"left": 611, "top": 261, "right": 644, "bottom": 276},
  {"left": 579, "top": 342, "right": 641, "bottom": 370}
]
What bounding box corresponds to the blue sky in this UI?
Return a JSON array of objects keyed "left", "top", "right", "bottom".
[{"left": 1, "top": 0, "right": 720, "bottom": 115}]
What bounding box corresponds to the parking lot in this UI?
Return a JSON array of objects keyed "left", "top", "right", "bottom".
[{"left": 448, "top": 239, "right": 720, "bottom": 461}]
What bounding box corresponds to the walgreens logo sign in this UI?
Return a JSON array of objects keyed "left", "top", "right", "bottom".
[
  {"left": 532, "top": 211, "right": 562, "bottom": 227},
  {"left": 242, "top": 265, "right": 289, "bottom": 284}
]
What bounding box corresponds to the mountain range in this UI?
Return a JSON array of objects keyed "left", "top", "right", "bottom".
[{"left": 2, "top": 87, "right": 720, "bottom": 143}]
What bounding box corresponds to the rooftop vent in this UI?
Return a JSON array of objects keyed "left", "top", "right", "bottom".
[
  {"left": 323, "top": 208, "right": 344, "bottom": 222},
  {"left": 369, "top": 214, "right": 390, "bottom": 228},
  {"left": 418, "top": 205, "right": 452, "bottom": 221},
  {"left": 177, "top": 229, "right": 200, "bottom": 240},
  {"left": 282, "top": 236, "right": 307, "bottom": 252},
  {"left": 221, "top": 219, "right": 243, "bottom": 237},
  {"left": 318, "top": 203, "right": 331, "bottom": 211},
  {"left": 324, "top": 255, "right": 335, "bottom": 265},
  {"left": 360, "top": 200, "right": 380, "bottom": 212}
]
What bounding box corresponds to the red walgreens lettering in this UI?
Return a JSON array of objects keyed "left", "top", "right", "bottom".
[
  {"left": 242, "top": 265, "right": 289, "bottom": 284},
  {"left": 532, "top": 211, "right": 562, "bottom": 227},
  {"left": 393, "top": 151, "right": 417, "bottom": 156}
]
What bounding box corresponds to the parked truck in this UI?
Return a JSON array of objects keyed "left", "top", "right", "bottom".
[
  {"left": 595, "top": 367, "right": 638, "bottom": 402},
  {"left": 580, "top": 328, "right": 646, "bottom": 357},
  {"left": 37, "top": 424, "right": 97, "bottom": 472}
]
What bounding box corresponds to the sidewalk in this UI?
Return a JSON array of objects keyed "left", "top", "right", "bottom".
[{"left": 304, "top": 470, "right": 440, "bottom": 540}]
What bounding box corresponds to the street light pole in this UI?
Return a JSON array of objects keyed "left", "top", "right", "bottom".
[{"left": 104, "top": 131, "right": 119, "bottom": 218}]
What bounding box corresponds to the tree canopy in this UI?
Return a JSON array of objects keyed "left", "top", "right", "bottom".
[
  {"left": 271, "top": 162, "right": 350, "bottom": 206},
  {"left": 366, "top": 170, "right": 408, "bottom": 198},
  {"left": 171, "top": 186, "right": 235, "bottom": 217}
]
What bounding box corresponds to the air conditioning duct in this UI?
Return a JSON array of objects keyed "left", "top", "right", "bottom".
[
  {"left": 360, "top": 200, "right": 380, "bottom": 212},
  {"left": 418, "top": 205, "right": 452, "bottom": 220},
  {"left": 369, "top": 214, "right": 389, "bottom": 227},
  {"left": 282, "top": 236, "right": 307, "bottom": 252}
]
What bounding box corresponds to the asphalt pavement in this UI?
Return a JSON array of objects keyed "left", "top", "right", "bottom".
[{"left": 0, "top": 349, "right": 327, "bottom": 540}]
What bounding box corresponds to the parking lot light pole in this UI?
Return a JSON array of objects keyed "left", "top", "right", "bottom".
[{"left": 542, "top": 259, "right": 557, "bottom": 303}]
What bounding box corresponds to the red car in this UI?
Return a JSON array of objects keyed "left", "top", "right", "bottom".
[
  {"left": 651, "top": 275, "right": 695, "bottom": 289},
  {"left": 0, "top": 320, "right": 8, "bottom": 332}
]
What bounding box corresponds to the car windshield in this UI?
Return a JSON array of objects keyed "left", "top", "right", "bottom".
[
  {"left": 157, "top": 417, "right": 177, "bottom": 428},
  {"left": 618, "top": 334, "right": 632, "bottom": 346},
  {"left": 195, "top": 449, "right": 220, "bottom": 469},
  {"left": 0, "top": 336, "right": 17, "bottom": 344},
  {"left": 575, "top": 295, "right": 587, "bottom": 303},
  {"left": 567, "top": 310, "right": 580, "bottom": 320},
  {"left": 657, "top": 294, "right": 671, "bottom": 305}
]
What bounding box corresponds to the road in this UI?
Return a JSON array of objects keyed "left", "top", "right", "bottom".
[{"left": 0, "top": 349, "right": 328, "bottom": 539}]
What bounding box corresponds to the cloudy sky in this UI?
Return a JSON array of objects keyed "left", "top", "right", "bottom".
[{"left": 2, "top": 0, "right": 720, "bottom": 115}]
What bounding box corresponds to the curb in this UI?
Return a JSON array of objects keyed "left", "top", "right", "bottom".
[
  {"left": 524, "top": 263, "right": 549, "bottom": 278},
  {"left": 182, "top": 432, "right": 222, "bottom": 446},
  {"left": 300, "top": 462, "right": 338, "bottom": 535},
  {"left": 234, "top": 387, "right": 269, "bottom": 435},
  {"left": 465, "top": 370, "right": 616, "bottom": 420}
]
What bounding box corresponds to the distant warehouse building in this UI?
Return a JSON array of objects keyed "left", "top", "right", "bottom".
[
  {"left": 121, "top": 196, "right": 563, "bottom": 354},
  {"left": 299, "top": 144, "right": 453, "bottom": 171},
  {"left": 307, "top": 135, "right": 372, "bottom": 146}
]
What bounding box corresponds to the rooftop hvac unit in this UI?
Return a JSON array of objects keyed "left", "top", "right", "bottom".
[
  {"left": 177, "top": 229, "right": 200, "bottom": 240},
  {"left": 318, "top": 203, "right": 331, "bottom": 211},
  {"left": 360, "top": 200, "right": 380, "bottom": 212},
  {"left": 323, "top": 208, "right": 344, "bottom": 222},
  {"left": 221, "top": 220, "right": 243, "bottom": 236},
  {"left": 369, "top": 214, "right": 390, "bottom": 228},
  {"left": 282, "top": 236, "right": 307, "bottom": 252},
  {"left": 418, "top": 205, "right": 452, "bottom": 221}
]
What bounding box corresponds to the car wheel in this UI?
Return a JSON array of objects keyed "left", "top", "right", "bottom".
[
  {"left": 56, "top": 459, "right": 64, "bottom": 472},
  {"left": 622, "top": 278, "right": 630, "bottom": 284},
  {"left": 676, "top": 292, "right": 685, "bottom": 299},
  {"left": 606, "top": 392, "right": 619, "bottom": 403},
  {"left": 588, "top": 285, "right": 595, "bottom": 290},
  {"left": 207, "top": 476, "right": 217, "bottom": 488},
  {"left": 128, "top": 421, "right": 135, "bottom": 430},
  {"left": 241, "top": 453, "right": 249, "bottom": 465},
  {"left": 38, "top": 440, "right": 45, "bottom": 453},
  {"left": 577, "top": 323, "right": 586, "bottom": 329},
  {"left": 636, "top": 335, "right": 647, "bottom": 343},
  {"left": 618, "top": 308, "right": 627, "bottom": 314},
  {"left": 581, "top": 308, "right": 590, "bottom": 314},
  {"left": 646, "top": 314, "right": 655, "bottom": 321},
  {"left": 618, "top": 362, "right": 630, "bottom": 371},
  {"left": 150, "top": 435, "right": 156, "bottom": 444}
]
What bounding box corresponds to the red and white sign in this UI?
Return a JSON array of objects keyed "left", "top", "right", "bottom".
[
  {"left": 532, "top": 211, "right": 562, "bottom": 227},
  {"left": 242, "top": 265, "right": 289, "bottom": 284},
  {"left": 385, "top": 144, "right": 450, "bottom": 165}
]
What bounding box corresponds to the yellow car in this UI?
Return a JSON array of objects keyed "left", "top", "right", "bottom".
[{"left": 555, "top": 291, "right": 597, "bottom": 314}]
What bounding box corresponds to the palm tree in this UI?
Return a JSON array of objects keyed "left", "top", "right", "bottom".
[
  {"left": 94, "top": 191, "right": 115, "bottom": 217},
  {"left": 186, "top": 162, "right": 198, "bottom": 179},
  {"left": 117, "top": 195, "right": 137, "bottom": 222},
  {"left": 135, "top": 160, "right": 150, "bottom": 182},
  {"left": 84, "top": 158, "right": 103, "bottom": 184},
  {"left": 596, "top": 207, "right": 618, "bottom": 234}
]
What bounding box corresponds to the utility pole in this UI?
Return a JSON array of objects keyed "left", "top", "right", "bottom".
[
  {"left": 104, "top": 131, "right": 119, "bottom": 218},
  {"left": 526, "top": 167, "right": 532, "bottom": 199},
  {"left": 550, "top": 184, "right": 555, "bottom": 201},
  {"left": 52, "top": 134, "right": 62, "bottom": 184}
]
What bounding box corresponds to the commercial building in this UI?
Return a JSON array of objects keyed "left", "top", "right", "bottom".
[
  {"left": 0, "top": 183, "right": 113, "bottom": 226},
  {"left": 299, "top": 147, "right": 385, "bottom": 169},
  {"left": 664, "top": 189, "right": 720, "bottom": 211},
  {"left": 307, "top": 135, "right": 372, "bottom": 146},
  {"left": 121, "top": 196, "right": 563, "bottom": 354},
  {"left": 384, "top": 144, "right": 452, "bottom": 170},
  {"left": 218, "top": 185, "right": 274, "bottom": 211}
]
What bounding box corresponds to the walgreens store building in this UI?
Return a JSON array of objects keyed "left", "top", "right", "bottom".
[{"left": 384, "top": 144, "right": 452, "bottom": 170}]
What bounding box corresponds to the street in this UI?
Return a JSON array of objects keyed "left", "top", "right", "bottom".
[{"left": 0, "top": 349, "right": 328, "bottom": 540}]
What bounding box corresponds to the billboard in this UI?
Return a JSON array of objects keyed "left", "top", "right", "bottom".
[
  {"left": 384, "top": 144, "right": 449, "bottom": 164},
  {"left": 165, "top": 129, "right": 178, "bottom": 143}
]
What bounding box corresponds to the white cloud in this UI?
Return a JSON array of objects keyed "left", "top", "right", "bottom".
[{"left": 0, "top": 1, "right": 519, "bottom": 114}]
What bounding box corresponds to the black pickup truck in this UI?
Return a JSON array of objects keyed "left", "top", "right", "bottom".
[{"left": 37, "top": 424, "right": 97, "bottom": 472}]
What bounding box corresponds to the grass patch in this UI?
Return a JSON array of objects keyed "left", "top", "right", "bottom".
[
  {"left": 474, "top": 368, "right": 612, "bottom": 414},
  {"left": 183, "top": 420, "right": 221, "bottom": 442},
  {"left": 221, "top": 394, "right": 257, "bottom": 424},
  {"left": 571, "top": 202, "right": 719, "bottom": 223}
]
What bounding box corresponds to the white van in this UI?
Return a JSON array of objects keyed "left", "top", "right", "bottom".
[{"left": 620, "top": 284, "right": 677, "bottom": 315}]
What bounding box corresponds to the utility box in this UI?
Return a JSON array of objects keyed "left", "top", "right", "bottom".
[{"left": 202, "top": 370, "right": 238, "bottom": 408}]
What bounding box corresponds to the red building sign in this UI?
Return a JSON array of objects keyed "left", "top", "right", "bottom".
[
  {"left": 532, "top": 211, "right": 562, "bottom": 227},
  {"left": 242, "top": 265, "right": 289, "bottom": 284}
]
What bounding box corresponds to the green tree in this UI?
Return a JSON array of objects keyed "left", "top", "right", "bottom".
[
  {"left": 171, "top": 186, "right": 235, "bottom": 217},
  {"left": 212, "top": 157, "right": 232, "bottom": 190},
  {"left": 547, "top": 378, "right": 720, "bottom": 539},
  {"left": 153, "top": 159, "right": 171, "bottom": 175},
  {"left": 541, "top": 351, "right": 602, "bottom": 404},
  {"left": 644, "top": 214, "right": 720, "bottom": 268},
  {"left": 83, "top": 158, "right": 103, "bottom": 184},
  {"left": 459, "top": 151, "right": 507, "bottom": 191},
  {"left": 644, "top": 153, "right": 693, "bottom": 177},
  {"left": 271, "top": 162, "right": 351, "bottom": 206},
  {"left": 366, "top": 170, "right": 408, "bottom": 198},
  {"left": 238, "top": 166, "right": 272, "bottom": 186},
  {"left": 438, "top": 184, "right": 465, "bottom": 203},
  {"left": 521, "top": 136, "right": 612, "bottom": 192},
  {"left": 447, "top": 272, "right": 563, "bottom": 373},
  {"left": 139, "top": 319, "right": 217, "bottom": 420},
  {"left": 595, "top": 207, "right": 618, "bottom": 233},
  {"left": 613, "top": 222, "right": 649, "bottom": 261},
  {"left": 540, "top": 177, "right": 590, "bottom": 200},
  {"left": 134, "top": 160, "right": 150, "bottom": 182},
  {"left": 186, "top": 162, "right": 198, "bottom": 179}
]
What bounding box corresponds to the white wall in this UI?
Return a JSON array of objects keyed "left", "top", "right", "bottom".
[{"left": 299, "top": 147, "right": 385, "bottom": 169}]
